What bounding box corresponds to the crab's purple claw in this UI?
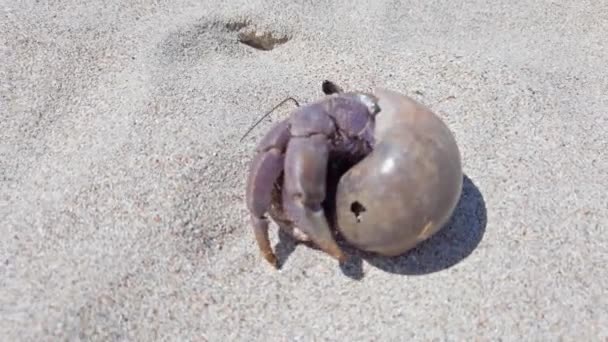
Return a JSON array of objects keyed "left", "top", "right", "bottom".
[{"left": 282, "top": 133, "right": 347, "bottom": 263}]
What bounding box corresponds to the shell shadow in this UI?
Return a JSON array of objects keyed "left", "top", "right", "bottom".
[{"left": 338, "top": 174, "right": 487, "bottom": 279}]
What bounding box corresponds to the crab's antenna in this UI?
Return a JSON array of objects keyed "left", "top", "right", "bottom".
[{"left": 239, "top": 97, "right": 300, "bottom": 142}]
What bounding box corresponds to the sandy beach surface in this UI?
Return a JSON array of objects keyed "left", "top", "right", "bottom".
[{"left": 1, "top": 0, "right": 607, "bottom": 340}]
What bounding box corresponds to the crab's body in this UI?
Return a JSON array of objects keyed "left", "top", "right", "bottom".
[
  {"left": 245, "top": 90, "right": 380, "bottom": 266},
  {"left": 245, "top": 82, "right": 463, "bottom": 267}
]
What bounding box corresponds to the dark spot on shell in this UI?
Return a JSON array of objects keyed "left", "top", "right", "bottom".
[{"left": 350, "top": 201, "right": 366, "bottom": 222}]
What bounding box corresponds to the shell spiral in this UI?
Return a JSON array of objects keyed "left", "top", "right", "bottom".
[{"left": 335, "top": 88, "right": 463, "bottom": 256}]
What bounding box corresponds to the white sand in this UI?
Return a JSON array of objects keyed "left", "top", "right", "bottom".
[{"left": 1, "top": 0, "right": 607, "bottom": 340}]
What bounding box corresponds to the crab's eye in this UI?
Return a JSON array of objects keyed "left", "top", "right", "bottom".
[
  {"left": 371, "top": 103, "right": 381, "bottom": 116},
  {"left": 358, "top": 94, "right": 380, "bottom": 116}
]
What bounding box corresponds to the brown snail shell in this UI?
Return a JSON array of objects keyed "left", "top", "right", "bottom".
[{"left": 334, "top": 87, "right": 463, "bottom": 256}]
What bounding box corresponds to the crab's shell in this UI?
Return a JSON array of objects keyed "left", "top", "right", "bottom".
[{"left": 334, "top": 88, "right": 463, "bottom": 256}]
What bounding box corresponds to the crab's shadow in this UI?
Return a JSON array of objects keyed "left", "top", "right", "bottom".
[{"left": 273, "top": 174, "right": 487, "bottom": 279}]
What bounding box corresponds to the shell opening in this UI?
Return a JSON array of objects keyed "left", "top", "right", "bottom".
[{"left": 350, "top": 201, "right": 366, "bottom": 222}]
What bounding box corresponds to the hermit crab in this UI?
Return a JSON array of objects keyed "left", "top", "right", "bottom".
[{"left": 244, "top": 81, "right": 463, "bottom": 267}]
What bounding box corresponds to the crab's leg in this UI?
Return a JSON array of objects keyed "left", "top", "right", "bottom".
[
  {"left": 245, "top": 120, "right": 290, "bottom": 267},
  {"left": 282, "top": 131, "right": 347, "bottom": 263}
]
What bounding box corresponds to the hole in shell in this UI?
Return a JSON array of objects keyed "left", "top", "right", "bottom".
[{"left": 350, "top": 201, "right": 366, "bottom": 222}]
